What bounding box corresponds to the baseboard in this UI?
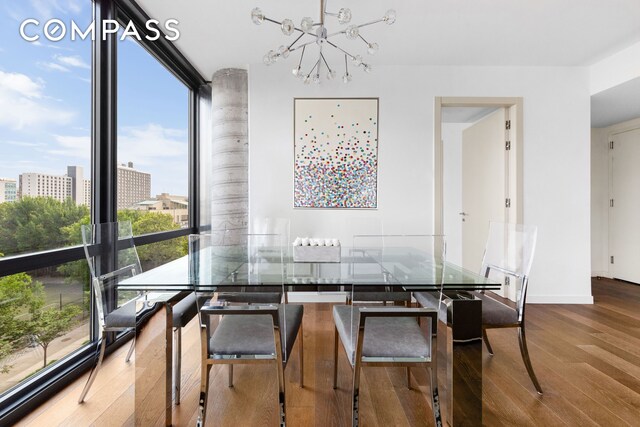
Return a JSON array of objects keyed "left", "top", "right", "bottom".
[
  {"left": 287, "top": 292, "right": 348, "bottom": 303},
  {"left": 591, "top": 271, "right": 611, "bottom": 279},
  {"left": 527, "top": 295, "right": 594, "bottom": 304}
]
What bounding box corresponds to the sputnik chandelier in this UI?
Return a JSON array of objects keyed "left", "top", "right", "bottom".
[{"left": 250, "top": 0, "right": 396, "bottom": 84}]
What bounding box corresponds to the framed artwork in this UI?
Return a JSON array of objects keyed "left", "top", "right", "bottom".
[{"left": 293, "top": 98, "right": 379, "bottom": 208}]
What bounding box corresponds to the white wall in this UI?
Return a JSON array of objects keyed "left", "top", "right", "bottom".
[
  {"left": 248, "top": 64, "right": 592, "bottom": 303},
  {"left": 591, "top": 117, "right": 640, "bottom": 277}
]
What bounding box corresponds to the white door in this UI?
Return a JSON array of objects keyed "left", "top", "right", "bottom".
[
  {"left": 609, "top": 128, "right": 640, "bottom": 283},
  {"left": 461, "top": 108, "right": 509, "bottom": 295}
]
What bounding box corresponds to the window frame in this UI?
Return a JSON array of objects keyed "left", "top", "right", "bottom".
[{"left": 0, "top": 0, "right": 206, "bottom": 423}]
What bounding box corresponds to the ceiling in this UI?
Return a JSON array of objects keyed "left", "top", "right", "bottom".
[
  {"left": 136, "top": 0, "right": 640, "bottom": 127},
  {"left": 591, "top": 77, "right": 640, "bottom": 128},
  {"left": 136, "top": 0, "right": 640, "bottom": 78},
  {"left": 442, "top": 107, "right": 499, "bottom": 124}
]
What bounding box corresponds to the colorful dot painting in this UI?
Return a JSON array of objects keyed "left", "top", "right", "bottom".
[{"left": 294, "top": 99, "right": 378, "bottom": 208}]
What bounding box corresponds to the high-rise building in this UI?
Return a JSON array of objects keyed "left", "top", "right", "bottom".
[
  {"left": 117, "top": 162, "right": 151, "bottom": 209},
  {"left": 0, "top": 178, "right": 17, "bottom": 203},
  {"left": 18, "top": 166, "right": 88, "bottom": 205}
]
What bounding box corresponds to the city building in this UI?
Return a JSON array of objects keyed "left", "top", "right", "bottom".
[
  {"left": 130, "top": 193, "right": 189, "bottom": 227},
  {"left": 0, "top": 178, "right": 17, "bottom": 203},
  {"left": 117, "top": 162, "right": 151, "bottom": 209},
  {"left": 18, "top": 166, "right": 88, "bottom": 206}
]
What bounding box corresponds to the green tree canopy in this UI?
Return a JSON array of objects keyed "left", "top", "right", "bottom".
[{"left": 0, "top": 197, "right": 89, "bottom": 257}]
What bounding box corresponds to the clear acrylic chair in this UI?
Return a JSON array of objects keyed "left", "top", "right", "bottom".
[
  {"left": 189, "top": 233, "right": 304, "bottom": 427},
  {"left": 78, "top": 221, "right": 141, "bottom": 403},
  {"left": 475, "top": 222, "right": 542, "bottom": 394},
  {"left": 333, "top": 234, "right": 445, "bottom": 427}
]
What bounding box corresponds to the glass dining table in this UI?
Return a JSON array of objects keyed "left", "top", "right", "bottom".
[{"left": 120, "top": 240, "right": 499, "bottom": 426}]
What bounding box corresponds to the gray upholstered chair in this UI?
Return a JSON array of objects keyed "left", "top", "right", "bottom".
[
  {"left": 415, "top": 221, "right": 542, "bottom": 394},
  {"left": 190, "top": 233, "right": 304, "bottom": 427},
  {"left": 333, "top": 234, "right": 445, "bottom": 427},
  {"left": 333, "top": 306, "right": 441, "bottom": 427}
]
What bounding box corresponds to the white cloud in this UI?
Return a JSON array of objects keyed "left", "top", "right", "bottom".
[
  {"left": 55, "top": 55, "right": 90, "bottom": 69},
  {"left": 4, "top": 140, "right": 46, "bottom": 148},
  {"left": 0, "top": 71, "right": 44, "bottom": 98},
  {"left": 48, "top": 135, "right": 90, "bottom": 158},
  {"left": 29, "top": 0, "right": 82, "bottom": 18},
  {"left": 0, "top": 71, "right": 75, "bottom": 130},
  {"left": 117, "top": 124, "right": 187, "bottom": 167},
  {"left": 38, "top": 61, "right": 70, "bottom": 72}
]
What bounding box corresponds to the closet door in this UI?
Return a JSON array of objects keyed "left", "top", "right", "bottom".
[{"left": 610, "top": 128, "right": 640, "bottom": 283}]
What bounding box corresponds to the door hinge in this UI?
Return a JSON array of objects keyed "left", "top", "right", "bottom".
[
  {"left": 505, "top": 120, "right": 511, "bottom": 130},
  {"left": 610, "top": 199, "right": 614, "bottom": 207},
  {"left": 610, "top": 141, "right": 614, "bottom": 149},
  {"left": 505, "top": 140, "right": 511, "bottom": 150},
  {"left": 611, "top": 256, "right": 614, "bottom": 264},
  {"left": 504, "top": 276, "right": 511, "bottom": 287},
  {"left": 505, "top": 198, "right": 511, "bottom": 208}
]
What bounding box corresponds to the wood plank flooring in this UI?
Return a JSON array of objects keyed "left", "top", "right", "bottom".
[{"left": 15, "top": 278, "right": 640, "bottom": 426}]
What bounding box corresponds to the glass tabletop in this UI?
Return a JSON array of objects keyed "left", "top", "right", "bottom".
[{"left": 119, "top": 244, "right": 499, "bottom": 292}]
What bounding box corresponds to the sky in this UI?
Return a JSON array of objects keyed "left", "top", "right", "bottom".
[{"left": 0, "top": 0, "right": 189, "bottom": 197}]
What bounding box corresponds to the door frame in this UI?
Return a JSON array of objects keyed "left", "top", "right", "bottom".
[{"left": 434, "top": 96, "right": 524, "bottom": 235}]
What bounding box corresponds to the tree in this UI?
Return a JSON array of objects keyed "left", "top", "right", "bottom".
[
  {"left": 0, "top": 272, "right": 81, "bottom": 371},
  {"left": 0, "top": 273, "right": 43, "bottom": 373},
  {"left": 29, "top": 305, "right": 81, "bottom": 368},
  {"left": 0, "top": 197, "right": 89, "bottom": 257}
]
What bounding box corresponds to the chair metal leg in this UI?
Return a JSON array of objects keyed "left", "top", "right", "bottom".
[
  {"left": 174, "top": 328, "right": 182, "bottom": 404},
  {"left": 406, "top": 367, "right": 411, "bottom": 389},
  {"left": 78, "top": 335, "right": 107, "bottom": 403},
  {"left": 299, "top": 322, "right": 304, "bottom": 388},
  {"left": 197, "top": 364, "right": 212, "bottom": 427},
  {"left": 352, "top": 359, "right": 362, "bottom": 427},
  {"left": 333, "top": 326, "right": 339, "bottom": 389},
  {"left": 228, "top": 365, "right": 234, "bottom": 388},
  {"left": 428, "top": 366, "right": 443, "bottom": 427},
  {"left": 125, "top": 334, "right": 135, "bottom": 363},
  {"left": 483, "top": 328, "right": 494, "bottom": 356},
  {"left": 276, "top": 359, "right": 287, "bottom": 426},
  {"left": 518, "top": 326, "right": 543, "bottom": 394}
]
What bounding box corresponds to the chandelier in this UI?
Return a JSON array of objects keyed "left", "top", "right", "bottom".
[{"left": 250, "top": 0, "right": 396, "bottom": 84}]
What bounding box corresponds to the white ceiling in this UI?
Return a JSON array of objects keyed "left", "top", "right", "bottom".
[
  {"left": 136, "top": 0, "right": 640, "bottom": 127},
  {"left": 591, "top": 77, "right": 640, "bottom": 128},
  {"left": 442, "top": 107, "right": 499, "bottom": 124},
  {"left": 137, "top": 0, "right": 640, "bottom": 78}
]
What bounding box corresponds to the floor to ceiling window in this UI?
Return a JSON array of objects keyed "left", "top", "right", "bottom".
[
  {"left": 0, "top": 0, "right": 92, "bottom": 396},
  {"left": 0, "top": 1, "right": 204, "bottom": 422}
]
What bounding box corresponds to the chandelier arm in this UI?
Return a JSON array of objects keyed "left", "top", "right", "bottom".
[
  {"left": 320, "top": 53, "right": 332, "bottom": 71},
  {"left": 288, "top": 32, "right": 306, "bottom": 50},
  {"left": 290, "top": 39, "right": 320, "bottom": 52},
  {"left": 298, "top": 45, "right": 307, "bottom": 67},
  {"left": 358, "top": 34, "right": 370, "bottom": 45},
  {"left": 308, "top": 58, "right": 320, "bottom": 76},
  {"left": 326, "top": 40, "right": 355, "bottom": 60},
  {"left": 264, "top": 16, "right": 315, "bottom": 36},
  {"left": 355, "top": 19, "right": 385, "bottom": 29}
]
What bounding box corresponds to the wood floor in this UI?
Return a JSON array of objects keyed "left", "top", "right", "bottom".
[{"left": 15, "top": 278, "right": 640, "bottom": 426}]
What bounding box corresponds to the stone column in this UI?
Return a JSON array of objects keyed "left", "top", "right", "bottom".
[{"left": 210, "top": 69, "right": 248, "bottom": 242}]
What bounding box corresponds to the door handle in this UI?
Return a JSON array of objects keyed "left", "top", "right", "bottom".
[{"left": 459, "top": 212, "right": 469, "bottom": 216}]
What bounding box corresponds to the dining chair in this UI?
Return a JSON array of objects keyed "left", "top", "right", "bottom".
[
  {"left": 78, "top": 221, "right": 141, "bottom": 403},
  {"left": 415, "top": 221, "right": 543, "bottom": 394},
  {"left": 348, "top": 231, "right": 412, "bottom": 305},
  {"left": 78, "top": 221, "right": 199, "bottom": 404},
  {"left": 333, "top": 234, "right": 445, "bottom": 427},
  {"left": 189, "top": 233, "right": 304, "bottom": 426}
]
